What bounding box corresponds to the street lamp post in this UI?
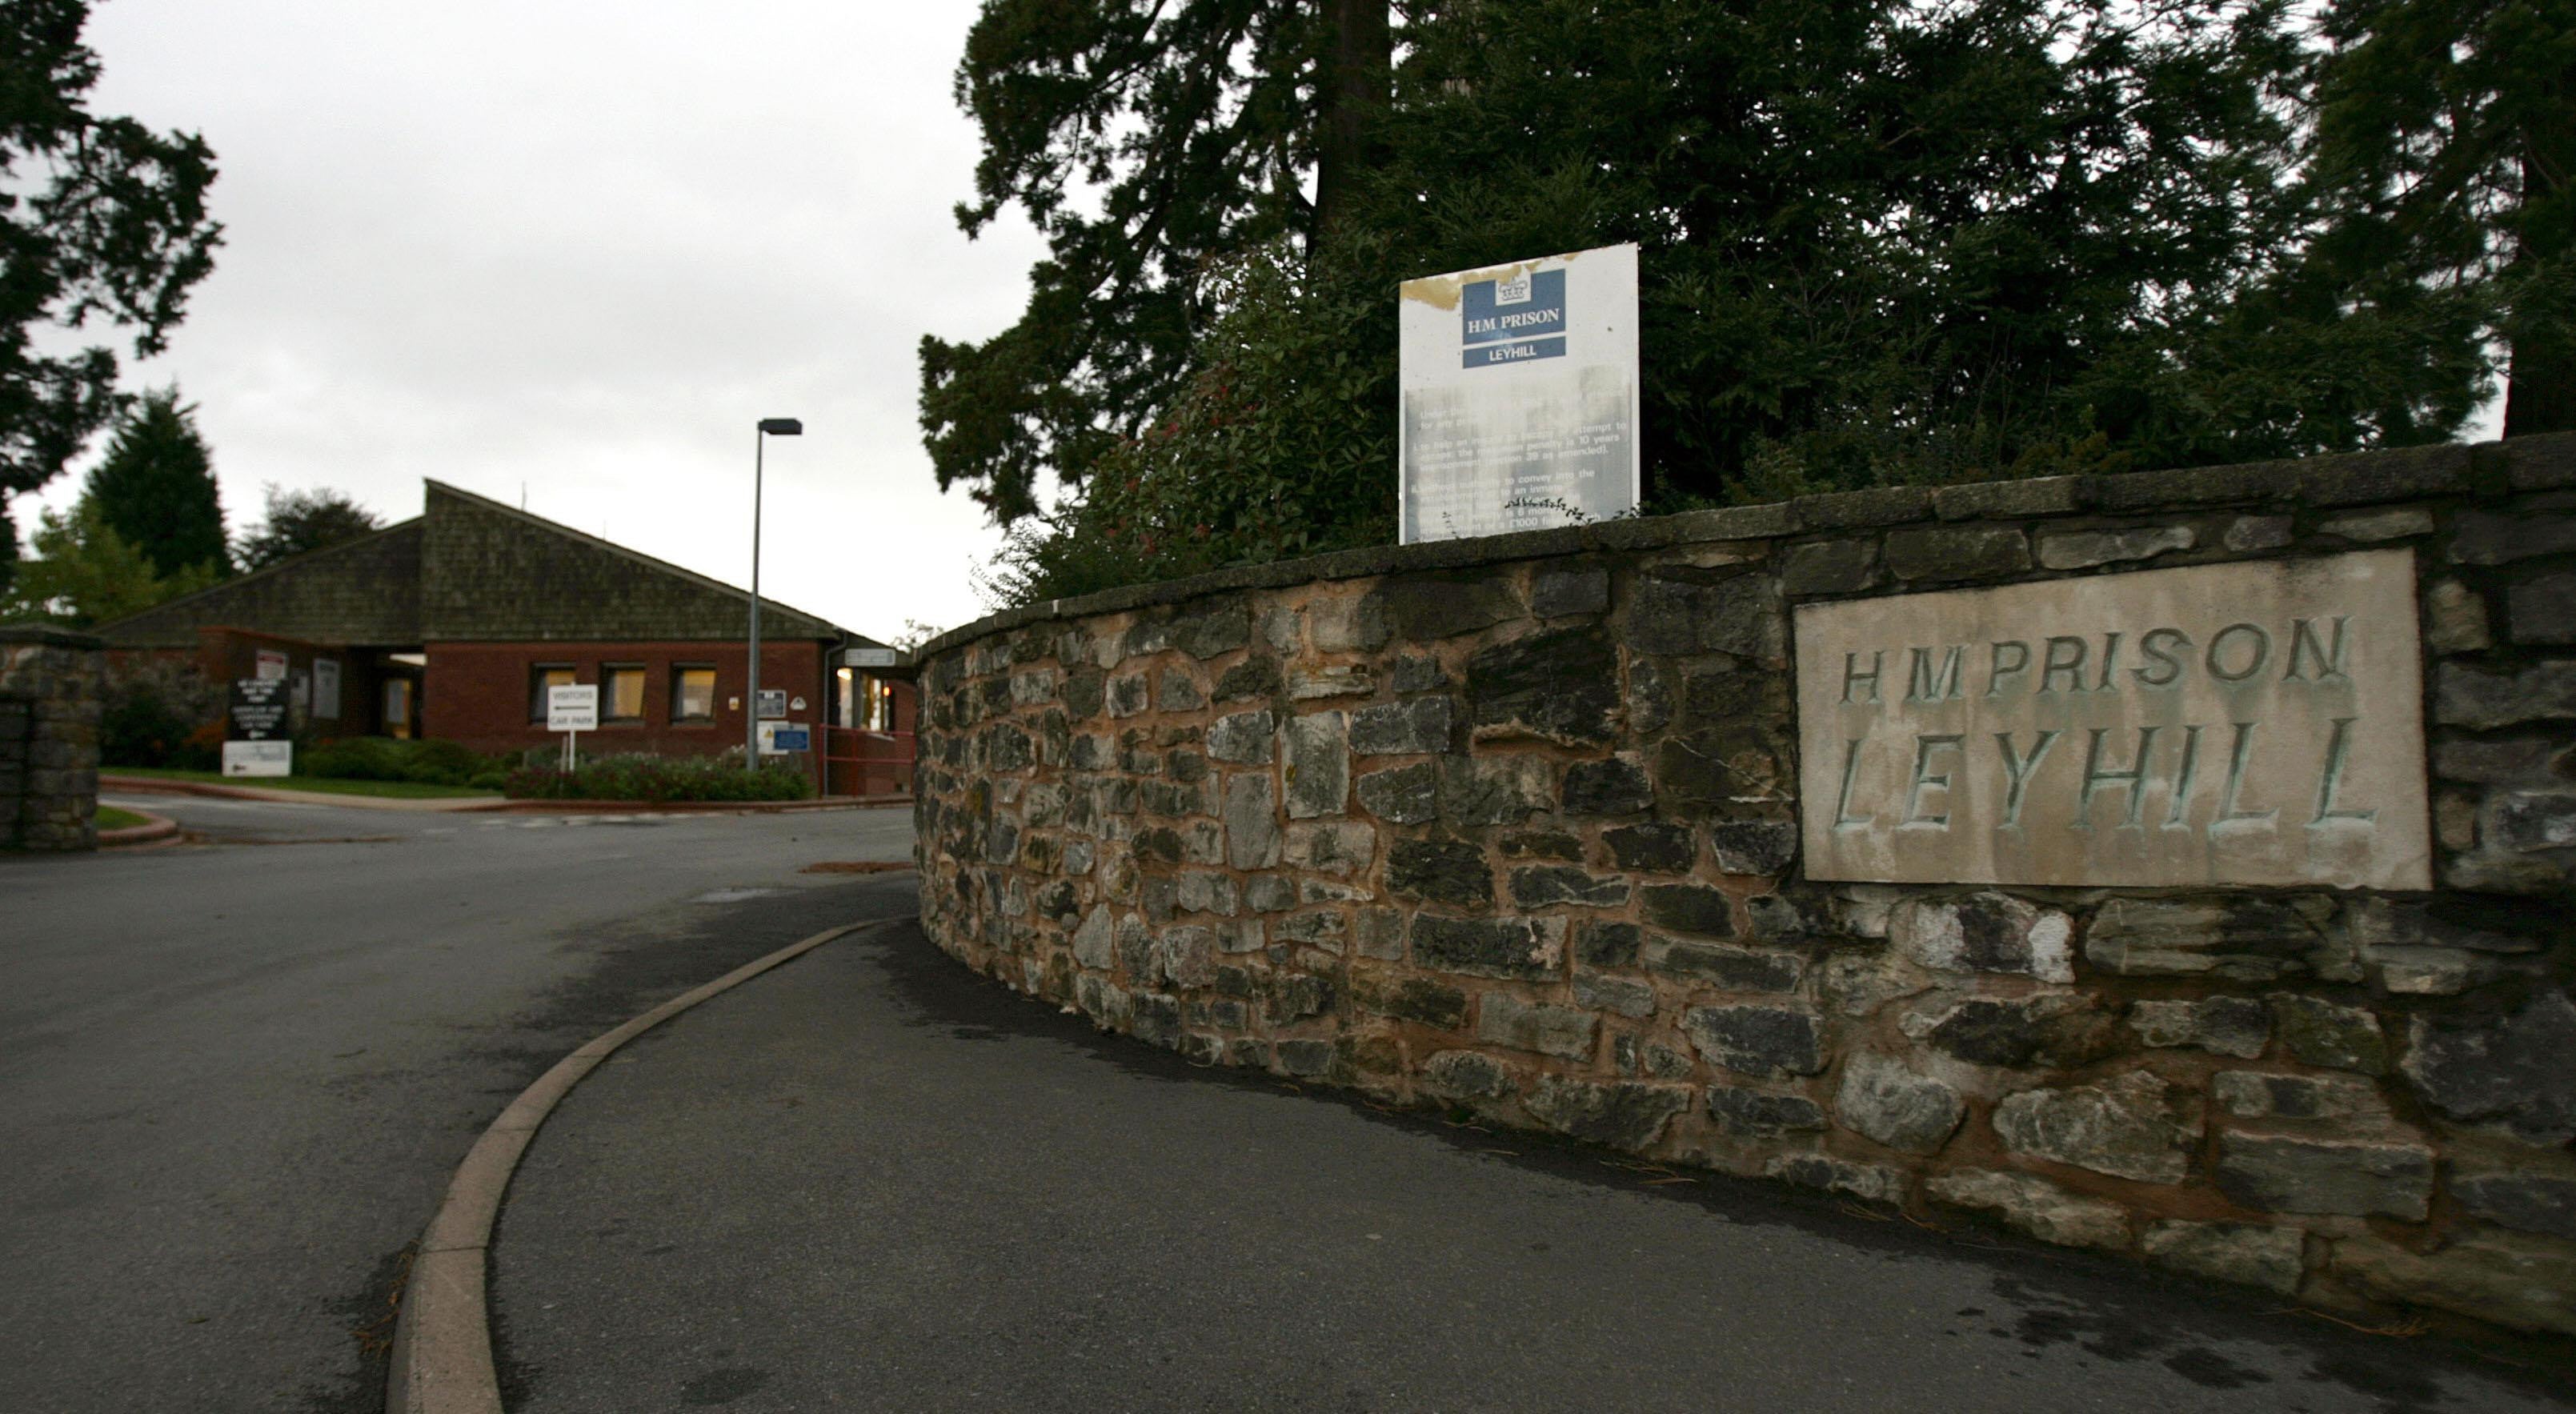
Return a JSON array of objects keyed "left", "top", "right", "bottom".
[{"left": 749, "top": 416, "right": 803, "bottom": 767}]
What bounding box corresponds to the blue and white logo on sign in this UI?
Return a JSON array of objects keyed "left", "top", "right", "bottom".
[{"left": 1461, "top": 269, "right": 1567, "bottom": 368}]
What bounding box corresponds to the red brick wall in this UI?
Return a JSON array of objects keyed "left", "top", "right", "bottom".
[{"left": 423, "top": 639, "right": 831, "bottom": 783}]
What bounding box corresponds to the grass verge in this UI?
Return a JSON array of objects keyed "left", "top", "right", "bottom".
[
  {"left": 102, "top": 766, "right": 500, "bottom": 800},
  {"left": 95, "top": 806, "right": 153, "bottom": 831}
]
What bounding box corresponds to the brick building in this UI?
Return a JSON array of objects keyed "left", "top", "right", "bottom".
[{"left": 97, "top": 481, "right": 916, "bottom": 795}]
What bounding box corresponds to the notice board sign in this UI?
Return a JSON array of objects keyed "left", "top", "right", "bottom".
[
  {"left": 1398, "top": 243, "right": 1639, "bottom": 544},
  {"left": 226, "top": 677, "right": 294, "bottom": 777},
  {"left": 229, "top": 678, "right": 290, "bottom": 741},
  {"left": 1794, "top": 550, "right": 2431, "bottom": 891},
  {"left": 547, "top": 683, "right": 599, "bottom": 732},
  {"left": 759, "top": 721, "right": 811, "bottom": 755},
  {"left": 755, "top": 688, "right": 789, "bottom": 720}
]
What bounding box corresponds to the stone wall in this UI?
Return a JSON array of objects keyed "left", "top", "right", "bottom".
[
  {"left": 911, "top": 434, "right": 2576, "bottom": 1336},
  {"left": 1, "top": 624, "right": 104, "bottom": 851}
]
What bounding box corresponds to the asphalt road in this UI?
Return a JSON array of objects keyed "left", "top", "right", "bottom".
[
  {"left": 491, "top": 917, "right": 2576, "bottom": 1414},
  {"left": 0, "top": 792, "right": 917, "bottom": 1413}
]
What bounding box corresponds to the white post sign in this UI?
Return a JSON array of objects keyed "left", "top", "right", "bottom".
[
  {"left": 1398, "top": 242, "right": 1640, "bottom": 544},
  {"left": 547, "top": 683, "right": 598, "bottom": 771}
]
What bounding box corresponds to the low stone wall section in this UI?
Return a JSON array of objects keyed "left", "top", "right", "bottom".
[
  {"left": 912, "top": 434, "right": 2576, "bottom": 1336},
  {"left": 1, "top": 624, "right": 104, "bottom": 851}
]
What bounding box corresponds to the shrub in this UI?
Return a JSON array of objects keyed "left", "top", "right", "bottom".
[
  {"left": 503, "top": 751, "right": 814, "bottom": 803},
  {"left": 299, "top": 736, "right": 507, "bottom": 787},
  {"left": 102, "top": 656, "right": 225, "bottom": 769}
]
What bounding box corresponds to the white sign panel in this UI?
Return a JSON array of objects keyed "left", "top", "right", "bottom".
[
  {"left": 845, "top": 647, "right": 899, "bottom": 668},
  {"left": 1398, "top": 243, "right": 1639, "bottom": 544},
  {"left": 547, "top": 683, "right": 599, "bottom": 732},
  {"left": 222, "top": 740, "right": 292, "bottom": 778},
  {"left": 755, "top": 688, "right": 789, "bottom": 720},
  {"left": 1795, "top": 550, "right": 2431, "bottom": 891},
  {"left": 254, "top": 648, "right": 289, "bottom": 681}
]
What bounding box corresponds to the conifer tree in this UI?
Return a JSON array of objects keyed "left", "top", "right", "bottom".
[
  {"left": 85, "top": 386, "right": 226, "bottom": 579},
  {"left": 2307, "top": 0, "right": 2572, "bottom": 435}
]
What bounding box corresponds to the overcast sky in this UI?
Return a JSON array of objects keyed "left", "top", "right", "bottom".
[{"left": 18, "top": 0, "right": 1040, "bottom": 643}]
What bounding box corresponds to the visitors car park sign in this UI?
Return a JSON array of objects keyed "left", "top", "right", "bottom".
[
  {"left": 1398, "top": 243, "right": 1640, "bottom": 544},
  {"left": 547, "top": 683, "right": 599, "bottom": 732}
]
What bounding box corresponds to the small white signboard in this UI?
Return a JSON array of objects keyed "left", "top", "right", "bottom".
[
  {"left": 547, "top": 683, "right": 599, "bottom": 732},
  {"left": 845, "top": 647, "right": 899, "bottom": 668},
  {"left": 1398, "top": 242, "right": 1640, "bottom": 544},
  {"left": 222, "top": 740, "right": 292, "bottom": 778},
  {"left": 755, "top": 688, "right": 789, "bottom": 720},
  {"left": 254, "top": 648, "right": 289, "bottom": 681}
]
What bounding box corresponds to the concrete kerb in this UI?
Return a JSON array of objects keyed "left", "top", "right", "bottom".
[
  {"left": 384, "top": 914, "right": 915, "bottom": 1414},
  {"left": 99, "top": 774, "right": 910, "bottom": 815},
  {"left": 95, "top": 807, "right": 178, "bottom": 847}
]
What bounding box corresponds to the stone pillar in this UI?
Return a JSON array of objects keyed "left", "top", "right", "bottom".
[{"left": 0, "top": 623, "right": 106, "bottom": 851}]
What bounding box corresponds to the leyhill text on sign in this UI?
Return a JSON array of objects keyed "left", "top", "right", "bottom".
[{"left": 1794, "top": 550, "right": 2430, "bottom": 889}]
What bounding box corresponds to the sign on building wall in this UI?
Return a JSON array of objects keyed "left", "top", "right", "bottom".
[
  {"left": 254, "top": 648, "right": 289, "bottom": 681},
  {"left": 759, "top": 721, "right": 810, "bottom": 755},
  {"left": 1794, "top": 550, "right": 2431, "bottom": 890},
  {"left": 1397, "top": 243, "right": 1639, "bottom": 544},
  {"left": 224, "top": 678, "right": 294, "bottom": 778}
]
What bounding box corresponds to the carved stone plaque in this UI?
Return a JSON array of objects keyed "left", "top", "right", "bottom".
[{"left": 1795, "top": 549, "right": 2430, "bottom": 889}]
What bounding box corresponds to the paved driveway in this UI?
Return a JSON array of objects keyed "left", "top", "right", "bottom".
[{"left": 0, "top": 795, "right": 915, "bottom": 1412}]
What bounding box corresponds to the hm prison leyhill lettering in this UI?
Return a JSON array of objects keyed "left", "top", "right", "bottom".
[{"left": 1795, "top": 550, "right": 2431, "bottom": 890}]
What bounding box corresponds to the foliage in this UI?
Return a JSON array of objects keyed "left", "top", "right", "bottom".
[
  {"left": 86, "top": 385, "right": 226, "bottom": 579},
  {"left": 99, "top": 653, "right": 223, "bottom": 769},
  {"left": 922, "top": 0, "right": 1378, "bottom": 522},
  {"left": 1362, "top": 0, "right": 2483, "bottom": 501},
  {"left": 2305, "top": 0, "right": 2574, "bottom": 433},
  {"left": 976, "top": 237, "right": 1398, "bottom": 605},
  {"left": 0, "top": 0, "right": 222, "bottom": 503},
  {"left": 234, "top": 486, "right": 383, "bottom": 571},
  {"left": 933, "top": 0, "right": 2542, "bottom": 608},
  {"left": 503, "top": 752, "right": 815, "bottom": 803},
  {"left": 0, "top": 497, "right": 218, "bottom": 626},
  {"left": 298, "top": 736, "right": 507, "bottom": 790}
]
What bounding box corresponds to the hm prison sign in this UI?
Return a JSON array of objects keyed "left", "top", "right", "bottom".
[{"left": 1794, "top": 550, "right": 2431, "bottom": 890}]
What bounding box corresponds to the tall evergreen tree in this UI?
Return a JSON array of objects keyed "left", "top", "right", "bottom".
[
  {"left": 2306, "top": 0, "right": 2573, "bottom": 435},
  {"left": 0, "top": 1, "right": 223, "bottom": 507},
  {"left": 84, "top": 385, "right": 226, "bottom": 579},
  {"left": 234, "top": 486, "right": 380, "bottom": 571}
]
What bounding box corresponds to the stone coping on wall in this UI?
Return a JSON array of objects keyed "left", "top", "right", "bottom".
[
  {"left": 919, "top": 435, "right": 2574, "bottom": 663},
  {"left": 911, "top": 430, "right": 2576, "bottom": 1341}
]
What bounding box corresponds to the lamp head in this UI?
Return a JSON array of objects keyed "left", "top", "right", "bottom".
[{"left": 758, "top": 418, "right": 803, "bottom": 436}]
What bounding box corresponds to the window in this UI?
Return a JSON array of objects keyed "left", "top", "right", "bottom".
[
  {"left": 603, "top": 664, "right": 647, "bottom": 723},
  {"left": 859, "top": 674, "right": 894, "bottom": 731},
  {"left": 383, "top": 678, "right": 415, "bottom": 739},
  {"left": 671, "top": 665, "right": 717, "bottom": 723},
  {"left": 530, "top": 664, "right": 576, "bottom": 722}
]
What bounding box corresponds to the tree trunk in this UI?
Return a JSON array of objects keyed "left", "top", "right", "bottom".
[
  {"left": 2504, "top": 148, "right": 2572, "bottom": 435},
  {"left": 1313, "top": 0, "right": 1392, "bottom": 242}
]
